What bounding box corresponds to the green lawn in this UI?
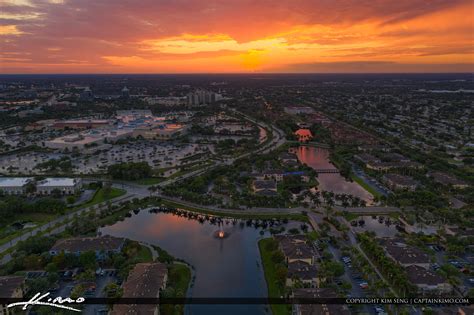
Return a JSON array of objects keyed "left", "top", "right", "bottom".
[
  {"left": 72, "top": 187, "right": 126, "bottom": 210},
  {"left": 258, "top": 238, "right": 290, "bottom": 315},
  {"left": 136, "top": 245, "right": 153, "bottom": 262},
  {"left": 161, "top": 263, "right": 191, "bottom": 315},
  {"left": 350, "top": 174, "right": 383, "bottom": 199},
  {"left": 341, "top": 212, "right": 359, "bottom": 221},
  {"left": 0, "top": 188, "right": 126, "bottom": 247},
  {"left": 133, "top": 177, "right": 163, "bottom": 185}
]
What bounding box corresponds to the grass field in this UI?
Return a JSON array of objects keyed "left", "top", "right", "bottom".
[
  {"left": 350, "top": 174, "right": 383, "bottom": 199},
  {"left": 258, "top": 238, "right": 290, "bottom": 315},
  {"left": 161, "top": 263, "right": 192, "bottom": 315},
  {"left": 136, "top": 244, "right": 153, "bottom": 262},
  {"left": 72, "top": 187, "right": 126, "bottom": 210}
]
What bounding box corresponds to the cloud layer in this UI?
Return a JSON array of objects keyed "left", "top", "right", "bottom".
[{"left": 1, "top": 0, "right": 473, "bottom": 73}]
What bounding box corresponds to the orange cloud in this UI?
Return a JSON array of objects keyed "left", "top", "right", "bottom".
[{"left": 0, "top": 0, "right": 472, "bottom": 73}]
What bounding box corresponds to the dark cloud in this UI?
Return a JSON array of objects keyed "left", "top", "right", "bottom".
[{"left": 278, "top": 61, "right": 474, "bottom": 73}]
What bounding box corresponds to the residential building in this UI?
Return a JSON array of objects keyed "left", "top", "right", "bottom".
[
  {"left": 382, "top": 174, "right": 419, "bottom": 191},
  {"left": 252, "top": 180, "right": 277, "bottom": 196},
  {"left": 429, "top": 172, "right": 469, "bottom": 189},
  {"left": 275, "top": 235, "right": 315, "bottom": 265},
  {"left": 353, "top": 153, "right": 380, "bottom": 165},
  {"left": 292, "top": 288, "right": 350, "bottom": 315},
  {"left": 110, "top": 262, "right": 168, "bottom": 315},
  {"left": 380, "top": 239, "right": 430, "bottom": 269},
  {"left": 279, "top": 152, "right": 298, "bottom": 166},
  {"left": 284, "top": 106, "right": 315, "bottom": 115},
  {"left": 0, "top": 276, "right": 24, "bottom": 315},
  {"left": 49, "top": 236, "right": 125, "bottom": 259},
  {"left": 286, "top": 260, "right": 321, "bottom": 287},
  {"left": 405, "top": 265, "right": 452, "bottom": 295}
]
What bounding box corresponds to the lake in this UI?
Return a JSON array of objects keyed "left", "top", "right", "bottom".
[{"left": 99, "top": 210, "right": 289, "bottom": 315}]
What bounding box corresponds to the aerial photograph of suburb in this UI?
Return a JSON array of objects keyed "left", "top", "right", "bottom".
[{"left": 0, "top": 0, "right": 473, "bottom": 314}]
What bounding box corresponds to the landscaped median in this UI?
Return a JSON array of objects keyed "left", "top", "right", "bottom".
[
  {"left": 258, "top": 238, "right": 290, "bottom": 315},
  {"left": 160, "top": 199, "right": 309, "bottom": 222},
  {"left": 0, "top": 186, "right": 126, "bottom": 248}
]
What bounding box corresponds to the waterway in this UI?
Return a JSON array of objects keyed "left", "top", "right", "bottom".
[
  {"left": 99, "top": 210, "right": 288, "bottom": 315},
  {"left": 295, "top": 146, "right": 373, "bottom": 203}
]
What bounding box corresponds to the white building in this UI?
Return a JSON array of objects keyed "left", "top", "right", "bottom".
[
  {"left": 36, "top": 178, "right": 82, "bottom": 195},
  {"left": 0, "top": 177, "right": 34, "bottom": 195},
  {"left": 44, "top": 129, "right": 133, "bottom": 150}
]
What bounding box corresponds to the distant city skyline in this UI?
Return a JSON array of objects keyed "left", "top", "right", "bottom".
[{"left": 1, "top": 0, "right": 473, "bottom": 73}]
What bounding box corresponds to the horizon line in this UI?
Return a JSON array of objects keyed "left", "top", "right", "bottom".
[{"left": 0, "top": 72, "right": 473, "bottom": 76}]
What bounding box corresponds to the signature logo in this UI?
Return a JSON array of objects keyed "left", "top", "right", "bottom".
[{"left": 7, "top": 292, "right": 85, "bottom": 312}]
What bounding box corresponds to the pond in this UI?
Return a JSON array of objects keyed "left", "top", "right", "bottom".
[
  {"left": 350, "top": 215, "right": 402, "bottom": 237},
  {"left": 295, "top": 146, "right": 373, "bottom": 203},
  {"left": 99, "top": 210, "right": 303, "bottom": 315}
]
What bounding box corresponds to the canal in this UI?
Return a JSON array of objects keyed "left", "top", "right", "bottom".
[{"left": 295, "top": 146, "right": 373, "bottom": 203}]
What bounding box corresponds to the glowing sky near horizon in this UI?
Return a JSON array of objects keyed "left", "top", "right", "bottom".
[{"left": 0, "top": 0, "right": 473, "bottom": 73}]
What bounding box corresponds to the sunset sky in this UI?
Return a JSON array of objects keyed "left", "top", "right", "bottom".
[{"left": 1, "top": 0, "right": 473, "bottom": 73}]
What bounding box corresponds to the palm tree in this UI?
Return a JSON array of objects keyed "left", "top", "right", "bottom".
[{"left": 324, "top": 205, "right": 332, "bottom": 220}]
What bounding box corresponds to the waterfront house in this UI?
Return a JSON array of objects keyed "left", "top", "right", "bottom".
[
  {"left": 110, "top": 262, "right": 168, "bottom": 315},
  {"left": 49, "top": 236, "right": 125, "bottom": 259},
  {"left": 0, "top": 276, "right": 24, "bottom": 315}
]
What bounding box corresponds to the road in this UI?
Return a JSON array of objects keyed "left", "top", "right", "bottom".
[
  {"left": 0, "top": 111, "right": 286, "bottom": 261},
  {"left": 0, "top": 193, "right": 133, "bottom": 258}
]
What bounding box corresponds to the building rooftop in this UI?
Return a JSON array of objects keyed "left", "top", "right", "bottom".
[
  {"left": 253, "top": 180, "right": 277, "bottom": 190},
  {"left": 37, "top": 177, "right": 78, "bottom": 187},
  {"left": 383, "top": 173, "right": 419, "bottom": 187},
  {"left": 380, "top": 239, "right": 430, "bottom": 265},
  {"left": 288, "top": 260, "right": 319, "bottom": 280},
  {"left": 0, "top": 276, "right": 24, "bottom": 297},
  {"left": 275, "top": 235, "right": 314, "bottom": 262},
  {"left": 50, "top": 235, "right": 125, "bottom": 253},
  {"left": 0, "top": 177, "right": 33, "bottom": 187},
  {"left": 110, "top": 262, "right": 167, "bottom": 315},
  {"left": 293, "top": 288, "right": 350, "bottom": 315},
  {"left": 405, "top": 265, "right": 448, "bottom": 286}
]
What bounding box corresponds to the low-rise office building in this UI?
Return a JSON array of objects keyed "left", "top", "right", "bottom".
[
  {"left": 0, "top": 177, "right": 33, "bottom": 195},
  {"left": 36, "top": 177, "right": 82, "bottom": 195}
]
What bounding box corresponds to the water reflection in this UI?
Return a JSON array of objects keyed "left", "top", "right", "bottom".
[
  {"left": 295, "top": 146, "right": 373, "bottom": 203},
  {"left": 99, "top": 210, "right": 284, "bottom": 315}
]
